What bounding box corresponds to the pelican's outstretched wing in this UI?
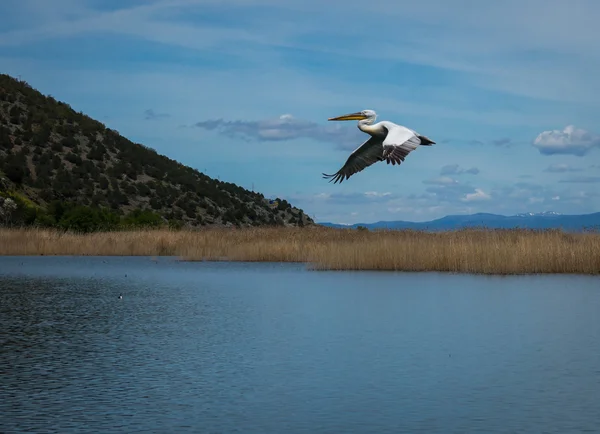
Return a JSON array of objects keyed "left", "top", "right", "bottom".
[
  {"left": 381, "top": 124, "right": 435, "bottom": 166},
  {"left": 322, "top": 135, "right": 384, "bottom": 183}
]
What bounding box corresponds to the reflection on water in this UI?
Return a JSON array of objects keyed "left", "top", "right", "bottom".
[{"left": 1, "top": 256, "right": 599, "bottom": 433}]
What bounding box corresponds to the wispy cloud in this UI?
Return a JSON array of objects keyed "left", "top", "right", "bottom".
[
  {"left": 423, "top": 176, "right": 459, "bottom": 186},
  {"left": 559, "top": 176, "right": 600, "bottom": 184},
  {"left": 483, "top": 182, "right": 595, "bottom": 210},
  {"left": 3, "top": 0, "right": 600, "bottom": 109},
  {"left": 533, "top": 125, "right": 600, "bottom": 156},
  {"left": 364, "top": 191, "right": 392, "bottom": 198},
  {"left": 492, "top": 138, "right": 512, "bottom": 147},
  {"left": 194, "top": 114, "right": 363, "bottom": 149},
  {"left": 467, "top": 140, "right": 485, "bottom": 146},
  {"left": 303, "top": 191, "right": 398, "bottom": 205},
  {"left": 144, "top": 108, "right": 170, "bottom": 120},
  {"left": 543, "top": 164, "right": 583, "bottom": 173},
  {"left": 423, "top": 181, "right": 478, "bottom": 203},
  {"left": 459, "top": 138, "right": 515, "bottom": 148},
  {"left": 440, "top": 164, "right": 480, "bottom": 176}
]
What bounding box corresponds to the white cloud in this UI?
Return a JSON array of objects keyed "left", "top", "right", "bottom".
[
  {"left": 533, "top": 125, "right": 600, "bottom": 156},
  {"left": 462, "top": 189, "right": 491, "bottom": 202}
]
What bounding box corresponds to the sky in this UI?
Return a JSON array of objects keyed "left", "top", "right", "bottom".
[{"left": 1, "top": 0, "right": 600, "bottom": 224}]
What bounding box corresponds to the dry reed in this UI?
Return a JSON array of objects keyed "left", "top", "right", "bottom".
[{"left": 0, "top": 226, "right": 599, "bottom": 275}]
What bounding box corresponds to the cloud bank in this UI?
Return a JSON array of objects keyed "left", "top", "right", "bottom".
[{"left": 194, "top": 114, "right": 364, "bottom": 149}]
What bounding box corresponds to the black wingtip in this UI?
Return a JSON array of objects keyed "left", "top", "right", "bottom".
[
  {"left": 322, "top": 172, "right": 344, "bottom": 184},
  {"left": 418, "top": 135, "right": 436, "bottom": 146}
]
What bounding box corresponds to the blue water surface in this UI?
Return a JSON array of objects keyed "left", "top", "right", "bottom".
[{"left": 1, "top": 256, "right": 599, "bottom": 433}]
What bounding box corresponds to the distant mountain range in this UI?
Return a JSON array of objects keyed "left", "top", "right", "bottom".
[{"left": 319, "top": 211, "right": 600, "bottom": 232}]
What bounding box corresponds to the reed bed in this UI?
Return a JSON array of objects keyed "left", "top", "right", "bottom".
[{"left": 0, "top": 226, "right": 599, "bottom": 275}]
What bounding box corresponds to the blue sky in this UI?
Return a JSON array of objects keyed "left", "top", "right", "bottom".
[{"left": 1, "top": 0, "right": 600, "bottom": 224}]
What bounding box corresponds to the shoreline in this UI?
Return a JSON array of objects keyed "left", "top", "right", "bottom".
[{"left": 1, "top": 227, "right": 599, "bottom": 275}]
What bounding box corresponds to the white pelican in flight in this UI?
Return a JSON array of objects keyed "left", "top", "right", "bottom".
[{"left": 322, "top": 110, "right": 435, "bottom": 184}]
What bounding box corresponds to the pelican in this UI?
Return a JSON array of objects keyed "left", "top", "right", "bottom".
[{"left": 322, "top": 110, "right": 435, "bottom": 183}]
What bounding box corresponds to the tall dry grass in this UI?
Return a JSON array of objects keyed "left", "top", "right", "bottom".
[{"left": 0, "top": 226, "right": 599, "bottom": 275}]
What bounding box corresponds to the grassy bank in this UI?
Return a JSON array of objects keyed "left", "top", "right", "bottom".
[{"left": 1, "top": 227, "right": 599, "bottom": 275}]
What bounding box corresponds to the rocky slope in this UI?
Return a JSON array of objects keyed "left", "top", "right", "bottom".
[{"left": 0, "top": 73, "right": 313, "bottom": 229}]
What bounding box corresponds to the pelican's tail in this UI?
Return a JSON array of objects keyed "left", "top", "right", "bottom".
[{"left": 418, "top": 135, "right": 435, "bottom": 145}]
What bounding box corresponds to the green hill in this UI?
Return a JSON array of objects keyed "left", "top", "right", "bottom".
[{"left": 0, "top": 73, "right": 313, "bottom": 231}]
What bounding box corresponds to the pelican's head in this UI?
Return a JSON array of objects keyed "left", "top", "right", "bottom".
[{"left": 328, "top": 109, "right": 377, "bottom": 124}]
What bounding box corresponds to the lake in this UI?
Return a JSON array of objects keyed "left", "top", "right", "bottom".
[{"left": 1, "top": 256, "right": 599, "bottom": 433}]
